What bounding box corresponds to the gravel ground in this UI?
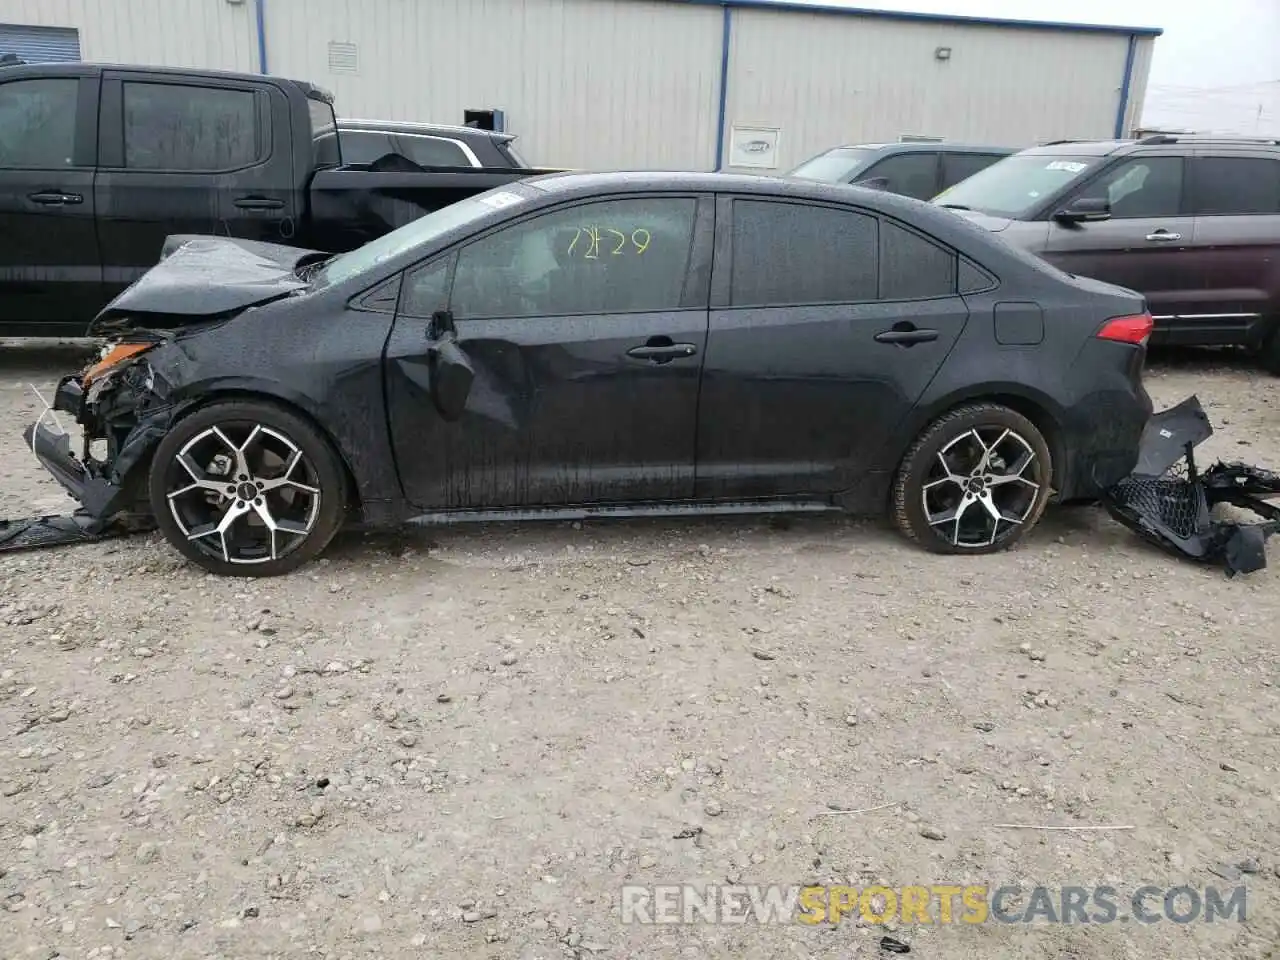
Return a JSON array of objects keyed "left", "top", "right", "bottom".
[{"left": 2, "top": 339, "right": 1279, "bottom": 960}]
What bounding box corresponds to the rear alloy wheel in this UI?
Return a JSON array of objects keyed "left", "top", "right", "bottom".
[
  {"left": 148, "top": 401, "right": 348, "bottom": 577},
  {"left": 892, "top": 403, "right": 1052, "bottom": 554}
]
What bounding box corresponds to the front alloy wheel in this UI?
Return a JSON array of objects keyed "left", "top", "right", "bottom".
[
  {"left": 893, "top": 403, "right": 1053, "bottom": 554},
  {"left": 148, "top": 401, "right": 347, "bottom": 576}
]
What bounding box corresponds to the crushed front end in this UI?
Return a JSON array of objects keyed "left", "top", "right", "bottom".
[
  {"left": 1101, "top": 395, "right": 1280, "bottom": 577},
  {"left": 11, "top": 337, "right": 187, "bottom": 551}
]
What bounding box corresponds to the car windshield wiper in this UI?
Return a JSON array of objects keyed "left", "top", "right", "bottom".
[{"left": 937, "top": 203, "right": 972, "bottom": 210}]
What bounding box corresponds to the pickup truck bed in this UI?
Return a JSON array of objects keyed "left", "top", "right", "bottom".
[{"left": 0, "top": 61, "right": 548, "bottom": 337}]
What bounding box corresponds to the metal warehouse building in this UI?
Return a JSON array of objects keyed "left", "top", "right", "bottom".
[{"left": 0, "top": 0, "right": 1161, "bottom": 172}]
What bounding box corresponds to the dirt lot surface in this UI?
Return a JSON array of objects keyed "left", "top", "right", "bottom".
[{"left": 2, "top": 339, "right": 1279, "bottom": 960}]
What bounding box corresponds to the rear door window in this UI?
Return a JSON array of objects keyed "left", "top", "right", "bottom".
[
  {"left": 860, "top": 152, "right": 940, "bottom": 199},
  {"left": 123, "top": 82, "right": 260, "bottom": 171},
  {"left": 941, "top": 153, "right": 1004, "bottom": 191},
  {"left": 729, "top": 199, "right": 878, "bottom": 306},
  {"left": 880, "top": 220, "right": 957, "bottom": 299},
  {"left": 1189, "top": 156, "right": 1280, "bottom": 215}
]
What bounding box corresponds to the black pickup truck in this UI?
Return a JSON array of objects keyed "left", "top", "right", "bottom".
[{"left": 0, "top": 61, "right": 552, "bottom": 337}]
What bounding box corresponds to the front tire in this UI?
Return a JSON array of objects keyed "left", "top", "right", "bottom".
[
  {"left": 892, "top": 403, "right": 1052, "bottom": 554},
  {"left": 148, "top": 400, "right": 348, "bottom": 577}
]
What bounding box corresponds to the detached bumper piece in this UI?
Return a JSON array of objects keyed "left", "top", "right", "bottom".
[
  {"left": 1, "top": 417, "right": 155, "bottom": 556},
  {"left": 22, "top": 418, "right": 133, "bottom": 518},
  {"left": 0, "top": 509, "right": 153, "bottom": 554},
  {"left": 1102, "top": 395, "right": 1280, "bottom": 577}
]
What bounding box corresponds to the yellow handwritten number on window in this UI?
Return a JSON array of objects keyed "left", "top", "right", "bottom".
[{"left": 566, "top": 226, "right": 652, "bottom": 258}]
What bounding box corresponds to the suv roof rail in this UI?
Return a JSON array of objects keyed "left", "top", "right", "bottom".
[{"left": 1137, "top": 134, "right": 1280, "bottom": 146}]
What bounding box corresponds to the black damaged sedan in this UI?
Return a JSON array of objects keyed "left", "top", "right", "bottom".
[{"left": 26, "top": 172, "right": 1154, "bottom": 577}]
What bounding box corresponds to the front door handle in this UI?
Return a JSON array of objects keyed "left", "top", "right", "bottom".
[
  {"left": 234, "top": 197, "right": 285, "bottom": 210},
  {"left": 28, "top": 191, "right": 83, "bottom": 205},
  {"left": 874, "top": 325, "right": 939, "bottom": 346},
  {"left": 627, "top": 337, "right": 698, "bottom": 363},
  {"left": 1145, "top": 230, "right": 1181, "bottom": 242}
]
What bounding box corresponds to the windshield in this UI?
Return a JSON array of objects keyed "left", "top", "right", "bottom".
[
  {"left": 932, "top": 153, "right": 1104, "bottom": 218},
  {"left": 309, "top": 98, "right": 341, "bottom": 168},
  {"left": 788, "top": 148, "right": 877, "bottom": 183},
  {"left": 313, "top": 187, "right": 531, "bottom": 288}
]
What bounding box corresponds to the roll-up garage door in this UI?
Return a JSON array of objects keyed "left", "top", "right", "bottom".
[{"left": 0, "top": 24, "right": 82, "bottom": 63}]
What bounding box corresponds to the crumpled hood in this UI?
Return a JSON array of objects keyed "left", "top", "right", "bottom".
[
  {"left": 940, "top": 208, "right": 1014, "bottom": 233},
  {"left": 89, "top": 235, "right": 324, "bottom": 335}
]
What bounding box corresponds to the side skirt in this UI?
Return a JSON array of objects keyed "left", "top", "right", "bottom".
[{"left": 406, "top": 499, "right": 843, "bottom": 526}]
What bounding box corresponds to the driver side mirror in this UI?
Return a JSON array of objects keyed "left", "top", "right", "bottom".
[
  {"left": 1053, "top": 197, "right": 1111, "bottom": 225},
  {"left": 428, "top": 335, "right": 474, "bottom": 422}
]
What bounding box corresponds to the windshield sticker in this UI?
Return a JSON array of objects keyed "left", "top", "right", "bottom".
[
  {"left": 1046, "top": 161, "right": 1088, "bottom": 173},
  {"left": 478, "top": 191, "right": 524, "bottom": 210}
]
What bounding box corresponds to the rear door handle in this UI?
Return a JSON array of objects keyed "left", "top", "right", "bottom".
[
  {"left": 28, "top": 191, "right": 83, "bottom": 205},
  {"left": 627, "top": 343, "right": 698, "bottom": 363},
  {"left": 874, "top": 327, "right": 939, "bottom": 346},
  {"left": 1145, "top": 231, "right": 1181, "bottom": 242},
  {"left": 234, "top": 197, "right": 285, "bottom": 210}
]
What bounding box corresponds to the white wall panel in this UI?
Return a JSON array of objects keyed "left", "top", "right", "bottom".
[
  {"left": 263, "top": 0, "right": 724, "bottom": 170},
  {"left": 0, "top": 0, "right": 1158, "bottom": 174},
  {"left": 0, "top": 0, "right": 258, "bottom": 71},
  {"left": 724, "top": 6, "right": 1137, "bottom": 173}
]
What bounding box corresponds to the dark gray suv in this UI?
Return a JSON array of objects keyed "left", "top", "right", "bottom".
[
  {"left": 788, "top": 142, "right": 1014, "bottom": 200},
  {"left": 933, "top": 135, "right": 1280, "bottom": 370}
]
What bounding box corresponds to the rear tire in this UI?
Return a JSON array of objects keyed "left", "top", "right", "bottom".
[
  {"left": 1259, "top": 323, "right": 1280, "bottom": 375},
  {"left": 892, "top": 403, "right": 1052, "bottom": 554},
  {"left": 148, "top": 400, "right": 348, "bottom": 577}
]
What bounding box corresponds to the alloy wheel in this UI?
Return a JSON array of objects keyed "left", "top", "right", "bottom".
[
  {"left": 163, "top": 422, "right": 322, "bottom": 565},
  {"left": 920, "top": 426, "right": 1043, "bottom": 548}
]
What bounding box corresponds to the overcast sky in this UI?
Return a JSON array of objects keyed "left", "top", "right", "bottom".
[{"left": 784, "top": 0, "right": 1280, "bottom": 134}]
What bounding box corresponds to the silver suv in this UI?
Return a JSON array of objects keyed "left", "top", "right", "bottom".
[{"left": 932, "top": 135, "right": 1280, "bottom": 370}]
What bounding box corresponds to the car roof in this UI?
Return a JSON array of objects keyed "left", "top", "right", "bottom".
[
  {"left": 0, "top": 60, "right": 332, "bottom": 100},
  {"left": 827, "top": 142, "right": 1017, "bottom": 155},
  {"left": 337, "top": 118, "right": 514, "bottom": 142},
  {"left": 524, "top": 170, "right": 989, "bottom": 235},
  {"left": 1017, "top": 137, "right": 1280, "bottom": 157}
]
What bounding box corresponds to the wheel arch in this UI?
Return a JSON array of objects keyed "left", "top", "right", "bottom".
[
  {"left": 896, "top": 384, "right": 1068, "bottom": 492},
  {"left": 169, "top": 384, "right": 364, "bottom": 514}
]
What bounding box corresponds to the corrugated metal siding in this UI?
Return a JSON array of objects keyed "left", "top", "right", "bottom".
[
  {"left": 724, "top": 7, "right": 1135, "bottom": 173},
  {"left": 261, "top": 0, "right": 723, "bottom": 170},
  {"left": 1123, "top": 36, "right": 1156, "bottom": 136},
  {"left": 0, "top": 0, "right": 257, "bottom": 71},
  {"left": 0, "top": 23, "right": 80, "bottom": 61}
]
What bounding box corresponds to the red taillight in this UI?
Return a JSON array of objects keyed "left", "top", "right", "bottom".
[{"left": 1096, "top": 312, "right": 1154, "bottom": 346}]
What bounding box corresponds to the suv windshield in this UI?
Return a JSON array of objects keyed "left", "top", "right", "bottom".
[
  {"left": 313, "top": 187, "right": 531, "bottom": 288},
  {"left": 933, "top": 153, "right": 1104, "bottom": 218},
  {"left": 788, "top": 148, "right": 878, "bottom": 183}
]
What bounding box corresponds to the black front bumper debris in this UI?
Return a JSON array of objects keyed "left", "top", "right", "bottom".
[
  {"left": 22, "top": 419, "right": 131, "bottom": 519},
  {"left": 1101, "top": 395, "right": 1280, "bottom": 577},
  {"left": 0, "top": 509, "right": 153, "bottom": 554}
]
